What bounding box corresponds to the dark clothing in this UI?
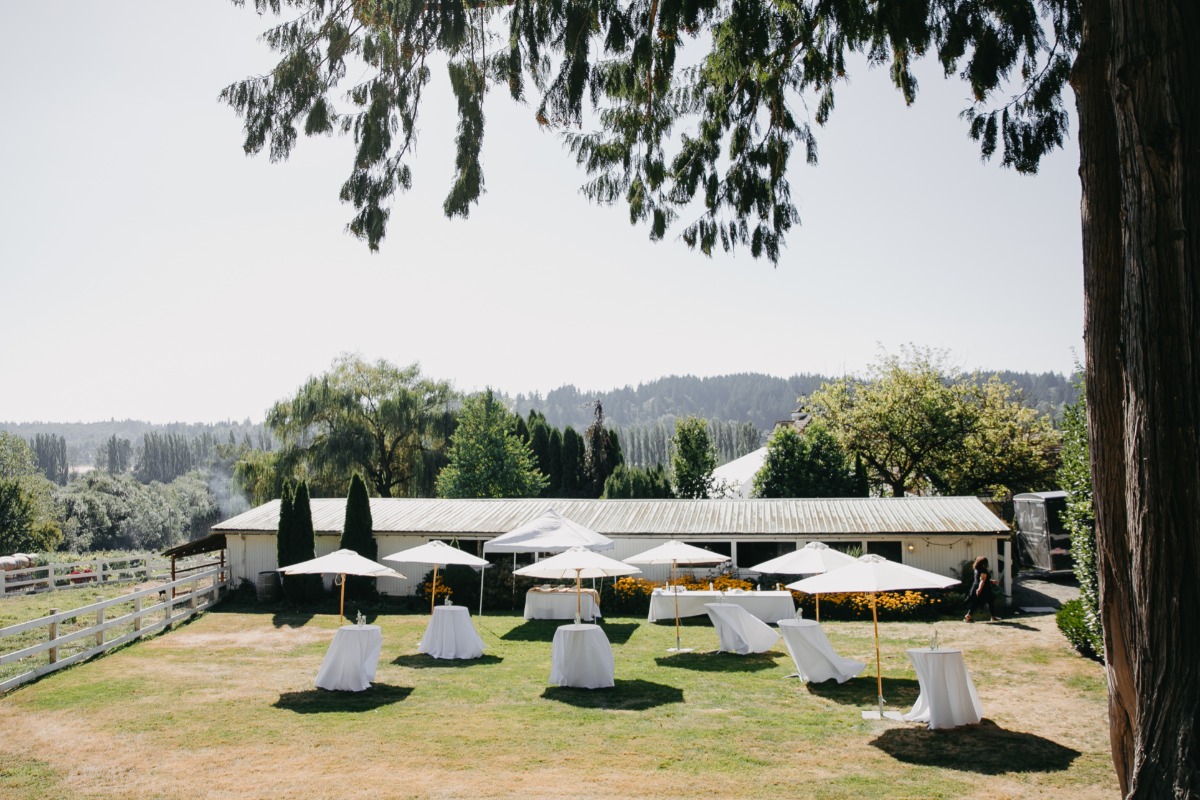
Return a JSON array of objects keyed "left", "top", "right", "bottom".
[{"left": 967, "top": 566, "right": 997, "bottom": 617}]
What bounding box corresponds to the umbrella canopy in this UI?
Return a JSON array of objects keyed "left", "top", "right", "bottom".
[
  {"left": 515, "top": 546, "right": 641, "bottom": 580},
  {"left": 278, "top": 549, "right": 405, "bottom": 623},
  {"left": 623, "top": 540, "right": 730, "bottom": 566},
  {"left": 786, "top": 554, "right": 957, "bottom": 595},
  {"left": 787, "top": 554, "right": 957, "bottom": 719},
  {"left": 278, "top": 549, "right": 405, "bottom": 579},
  {"left": 515, "top": 546, "right": 640, "bottom": 624},
  {"left": 624, "top": 541, "right": 730, "bottom": 652},
  {"left": 382, "top": 540, "right": 489, "bottom": 568},
  {"left": 748, "top": 542, "right": 857, "bottom": 575},
  {"left": 483, "top": 509, "right": 614, "bottom": 553},
  {"left": 383, "top": 540, "right": 490, "bottom": 615}
]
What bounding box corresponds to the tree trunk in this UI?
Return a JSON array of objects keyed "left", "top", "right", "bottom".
[{"left": 1079, "top": 0, "right": 1200, "bottom": 794}]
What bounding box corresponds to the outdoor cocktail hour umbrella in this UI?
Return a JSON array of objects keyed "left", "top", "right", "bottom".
[
  {"left": 624, "top": 541, "right": 730, "bottom": 653},
  {"left": 514, "top": 547, "right": 640, "bottom": 625},
  {"left": 484, "top": 509, "right": 614, "bottom": 608},
  {"left": 788, "top": 554, "right": 957, "bottom": 720},
  {"left": 382, "top": 540, "right": 490, "bottom": 615},
  {"left": 278, "top": 549, "right": 405, "bottom": 624},
  {"left": 748, "top": 542, "right": 858, "bottom": 621}
]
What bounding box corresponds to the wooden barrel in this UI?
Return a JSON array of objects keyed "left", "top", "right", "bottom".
[{"left": 256, "top": 571, "right": 280, "bottom": 602}]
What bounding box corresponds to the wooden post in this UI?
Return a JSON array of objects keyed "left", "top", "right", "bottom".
[
  {"left": 47, "top": 563, "right": 55, "bottom": 592},
  {"left": 0, "top": 569, "right": 5, "bottom": 597},
  {"left": 96, "top": 605, "right": 106, "bottom": 648},
  {"left": 164, "top": 588, "right": 174, "bottom": 629},
  {"left": 48, "top": 608, "right": 59, "bottom": 664},
  {"left": 171, "top": 558, "right": 177, "bottom": 599},
  {"left": 190, "top": 578, "right": 198, "bottom": 609},
  {"left": 133, "top": 594, "right": 143, "bottom": 632},
  {"left": 98, "top": 561, "right": 106, "bottom": 584}
]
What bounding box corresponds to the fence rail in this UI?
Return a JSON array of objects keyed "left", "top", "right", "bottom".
[
  {"left": 0, "top": 567, "right": 228, "bottom": 693},
  {"left": 0, "top": 556, "right": 220, "bottom": 597}
]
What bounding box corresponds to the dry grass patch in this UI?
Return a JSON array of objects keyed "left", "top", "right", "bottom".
[{"left": 0, "top": 599, "right": 1117, "bottom": 799}]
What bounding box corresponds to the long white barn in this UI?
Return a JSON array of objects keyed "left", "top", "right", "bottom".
[{"left": 211, "top": 496, "right": 1014, "bottom": 597}]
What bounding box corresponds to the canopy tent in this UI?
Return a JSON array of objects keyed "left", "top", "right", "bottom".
[
  {"left": 748, "top": 542, "right": 858, "bottom": 620},
  {"left": 624, "top": 540, "right": 730, "bottom": 652},
  {"left": 710, "top": 447, "right": 768, "bottom": 498},
  {"left": 482, "top": 509, "right": 614, "bottom": 553},
  {"left": 278, "top": 549, "right": 405, "bottom": 624},
  {"left": 515, "top": 547, "right": 640, "bottom": 624},
  {"left": 788, "top": 554, "right": 957, "bottom": 720},
  {"left": 382, "top": 540, "right": 490, "bottom": 615}
]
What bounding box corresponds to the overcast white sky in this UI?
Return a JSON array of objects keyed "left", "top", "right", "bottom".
[{"left": 0, "top": 2, "right": 1084, "bottom": 425}]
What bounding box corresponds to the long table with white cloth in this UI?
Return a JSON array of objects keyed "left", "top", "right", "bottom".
[
  {"left": 647, "top": 589, "right": 795, "bottom": 624},
  {"left": 315, "top": 624, "right": 382, "bottom": 692},
  {"left": 903, "top": 647, "right": 984, "bottom": 729},
  {"left": 777, "top": 618, "right": 865, "bottom": 683},
  {"left": 525, "top": 587, "right": 601, "bottom": 621}
]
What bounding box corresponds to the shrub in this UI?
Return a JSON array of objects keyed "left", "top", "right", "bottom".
[
  {"left": 1057, "top": 598, "right": 1104, "bottom": 662},
  {"left": 790, "top": 589, "right": 953, "bottom": 621}
]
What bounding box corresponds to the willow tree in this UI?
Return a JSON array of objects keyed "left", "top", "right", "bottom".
[
  {"left": 267, "top": 355, "right": 457, "bottom": 498},
  {"left": 224, "top": 0, "right": 1198, "bottom": 792}
]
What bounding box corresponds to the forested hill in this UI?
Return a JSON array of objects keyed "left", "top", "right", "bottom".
[
  {"left": 0, "top": 419, "right": 269, "bottom": 467},
  {"left": 507, "top": 371, "right": 1078, "bottom": 431}
]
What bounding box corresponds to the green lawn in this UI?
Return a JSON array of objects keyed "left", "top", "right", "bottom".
[{"left": 0, "top": 594, "right": 1117, "bottom": 799}]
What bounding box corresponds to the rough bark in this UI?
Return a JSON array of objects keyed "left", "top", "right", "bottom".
[{"left": 1080, "top": 0, "right": 1200, "bottom": 794}]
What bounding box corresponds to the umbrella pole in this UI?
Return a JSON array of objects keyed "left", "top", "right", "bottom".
[
  {"left": 339, "top": 574, "right": 346, "bottom": 625},
  {"left": 575, "top": 570, "right": 582, "bottom": 625},
  {"left": 431, "top": 564, "right": 439, "bottom": 615},
  {"left": 816, "top": 594, "right": 821, "bottom": 622},
  {"left": 872, "top": 591, "right": 883, "bottom": 718},
  {"left": 672, "top": 560, "right": 683, "bottom": 652},
  {"left": 479, "top": 564, "right": 485, "bottom": 617}
]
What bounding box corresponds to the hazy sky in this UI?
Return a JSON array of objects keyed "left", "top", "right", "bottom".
[{"left": 0, "top": 2, "right": 1084, "bottom": 425}]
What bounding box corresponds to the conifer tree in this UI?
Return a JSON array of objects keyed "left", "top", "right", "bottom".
[
  {"left": 559, "top": 427, "right": 584, "bottom": 496},
  {"left": 284, "top": 481, "right": 319, "bottom": 603},
  {"left": 340, "top": 474, "right": 377, "bottom": 598}
]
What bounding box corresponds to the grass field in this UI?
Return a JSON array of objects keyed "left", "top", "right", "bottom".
[{"left": 0, "top": 593, "right": 1117, "bottom": 799}]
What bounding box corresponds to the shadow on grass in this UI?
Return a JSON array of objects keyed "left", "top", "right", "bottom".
[
  {"left": 392, "top": 654, "right": 504, "bottom": 669},
  {"left": 871, "top": 719, "right": 1080, "bottom": 774},
  {"left": 500, "top": 620, "right": 568, "bottom": 642},
  {"left": 653, "top": 651, "right": 782, "bottom": 673},
  {"left": 273, "top": 683, "right": 413, "bottom": 713},
  {"left": 989, "top": 620, "right": 1041, "bottom": 631},
  {"left": 542, "top": 678, "right": 684, "bottom": 710},
  {"left": 595, "top": 622, "right": 639, "bottom": 645},
  {"left": 806, "top": 676, "right": 921, "bottom": 708}
]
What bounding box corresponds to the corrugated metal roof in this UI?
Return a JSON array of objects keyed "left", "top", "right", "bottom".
[{"left": 212, "top": 497, "right": 1008, "bottom": 537}]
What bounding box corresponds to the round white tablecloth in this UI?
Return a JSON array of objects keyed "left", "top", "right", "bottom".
[
  {"left": 524, "top": 589, "right": 601, "bottom": 621},
  {"left": 419, "top": 605, "right": 485, "bottom": 660},
  {"left": 776, "top": 619, "right": 865, "bottom": 683},
  {"left": 550, "top": 623, "right": 614, "bottom": 689},
  {"left": 903, "top": 648, "right": 984, "bottom": 729},
  {"left": 704, "top": 603, "right": 781, "bottom": 654},
  {"left": 315, "top": 624, "right": 382, "bottom": 692}
]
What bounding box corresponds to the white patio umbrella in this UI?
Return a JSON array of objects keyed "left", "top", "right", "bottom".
[
  {"left": 278, "top": 549, "right": 405, "bottom": 624},
  {"left": 382, "top": 540, "right": 490, "bottom": 615},
  {"left": 748, "top": 542, "right": 858, "bottom": 621},
  {"left": 624, "top": 541, "right": 731, "bottom": 652},
  {"left": 514, "top": 546, "right": 640, "bottom": 624},
  {"left": 788, "top": 554, "right": 958, "bottom": 720}
]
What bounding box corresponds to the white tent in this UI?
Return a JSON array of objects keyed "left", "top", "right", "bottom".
[
  {"left": 710, "top": 447, "right": 768, "bottom": 498},
  {"left": 483, "top": 509, "right": 614, "bottom": 553}
]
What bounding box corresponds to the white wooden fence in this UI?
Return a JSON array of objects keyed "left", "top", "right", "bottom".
[
  {"left": 0, "top": 567, "right": 227, "bottom": 693},
  {"left": 0, "top": 556, "right": 179, "bottom": 597}
]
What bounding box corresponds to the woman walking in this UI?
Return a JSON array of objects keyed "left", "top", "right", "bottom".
[{"left": 964, "top": 556, "right": 1000, "bottom": 622}]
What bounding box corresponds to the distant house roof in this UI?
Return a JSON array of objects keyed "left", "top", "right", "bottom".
[
  {"left": 212, "top": 497, "right": 1008, "bottom": 538},
  {"left": 711, "top": 447, "right": 768, "bottom": 499}
]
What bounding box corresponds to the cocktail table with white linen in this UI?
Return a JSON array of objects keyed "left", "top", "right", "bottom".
[
  {"left": 704, "top": 603, "right": 781, "bottom": 654},
  {"left": 776, "top": 618, "right": 865, "bottom": 683},
  {"left": 903, "top": 648, "right": 984, "bottom": 729},
  {"left": 647, "top": 589, "right": 795, "bottom": 623},
  {"left": 315, "top": 624, "right": 383, "bottom": 692},
  {"left": 419, "top": 605, "right": 485, "bottom": 660},
  {"left": 525, "top": 587, "right": 601, "bottom": 621},
  {"left": 550, "top": 623, "right": 614, "bottom": 688}
]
